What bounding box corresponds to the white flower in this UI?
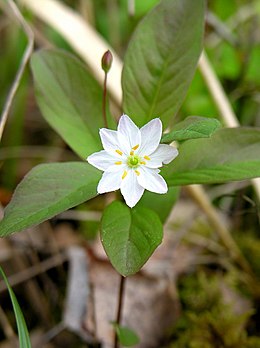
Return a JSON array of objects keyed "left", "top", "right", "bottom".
[{"left": 87, "top": 114, "right": 178, "bottom": 208}]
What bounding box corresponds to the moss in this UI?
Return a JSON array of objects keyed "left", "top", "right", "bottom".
[
  {"left": 170, "top": 272, "right": 260, "bottom": 348},
  {"left": 235, "top": 233, "right": 260, "bottom": 278}
]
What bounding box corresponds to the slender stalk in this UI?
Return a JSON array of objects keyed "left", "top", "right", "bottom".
[
  {"left": 101, "top": 50, "right": 112, "bottom": 128},
  {"left": 0, "top": 0, "right": 34, "bottom": 141},
  {"left": 102, "top": 71, "right": 108, "bottom": 128},
  {"left": 114, "top": 275, "right": 126, "bottom": 348}
]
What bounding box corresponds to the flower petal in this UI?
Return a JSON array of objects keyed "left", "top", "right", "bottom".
[
  {"left": 137, "top": 166, "right": 168, "bottom": 194},
  {"left": 87, "top": 150, "right": 118, "bottom": 171},
  {"left": 138, "top": 118, "right": 162, "bottom": 156},
  {"left": 120, "top": 169, "right": 144, "bottom": 208},
  {"left": 146, "top": 144, "right": 179, "bottom": 168},
  {"left": 99, "top": 128, "right": 120, "bottom": 153},
  {"left": 97, "top": 166, "right": 123, "bottom": 193},
  {"left": 117, "top": 114, "right": 141, "bottom": 155}
]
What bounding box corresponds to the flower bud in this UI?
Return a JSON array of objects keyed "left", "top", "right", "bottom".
[{"left": 101, "top": 50, "right": 113, "bottom": 73}]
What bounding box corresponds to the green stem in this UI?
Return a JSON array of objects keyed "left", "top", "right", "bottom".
[
  {"left": 102, "top": 72, "right": 108, "bottom": 128},
  {"left": 114, "top": 275, "right": 126, "bottom": 348}
]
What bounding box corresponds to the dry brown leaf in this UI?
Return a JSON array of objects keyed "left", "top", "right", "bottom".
[{"left": 84, "top": 256, "right": 180, "bottom": 348}]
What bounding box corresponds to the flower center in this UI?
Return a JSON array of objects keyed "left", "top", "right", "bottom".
[{"left": 127, "top": 155, "right": 140, "bottom": 168}]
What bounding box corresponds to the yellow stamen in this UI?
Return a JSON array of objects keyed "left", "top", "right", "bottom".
[
  {"left": 135, "top": 170, "right": 140, "bottom": 176},
  {"left": 130, "top": 150, "right": 134, "bottom": 156},
  {"left": 115, "top": 149, "right": 123, "bottom": 156},
  {"left": 140, "top": 161, "right": 146, "bottom": 165},
  {"left": 132, "top": 144, "right": 139, "bottom": 150},
  {"left": 115, "top": 161, "right": 122, "bottom": 165},
  {"left": 122, "top": 170, "right": 128, "bottom": 179},
  {"left": 144, "top": 155, "right": 151, "bottom": 160}
]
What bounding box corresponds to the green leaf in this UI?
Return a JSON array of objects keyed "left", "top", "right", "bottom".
[
  {"left": 0, "top": 162, "right": 101, "bottom": 237},
  {"left": 101, "top": 201, "right": 163, "bottom": 276},
  {"left": 161, "top": 116, "right": 222, "bottom": 143},
  {"left": 162, "top": 127, "right": 260, "bottom": 185},
  {"left": 122, "top": 0, "right": 205, "bottom": 127},
  {"left": 115, "top": 324, "right": 140, "bottom": 346},
  {"left": 0, "top": 267, "right": 31, "bottom": 348},
  {"left": 31, "top": 49, "right": 112, "bottom": 159},
  {"left": 137, "top": 186, "right": 180, "bottom": 223}
]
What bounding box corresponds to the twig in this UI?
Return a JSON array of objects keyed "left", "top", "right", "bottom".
[
  {"left": 206, "top": 4, "right": 256, "bottom": 48},
  {"left": 206, "top": 11, "right": 238, "bottom": 47},
  {"left": 0, "top": 0, "right": 34, "bottom": 141},
  {"left": 187, "top": 233, "right": 226, "bottom": 255},
  {"left": 0, "top": 305, "right": 16, "bottom": 340},
  {"left": 128, "top": 0, "right": 135, "bottom": 17},
  {"left": 199, "top": 51, "right": 238, "bottom": 127},
  {"left": 0, "top": 252, "right": 67, "bottom": 292},
  {"left": 39, "top": 322, "right": 65, "bottom": 345},
  {"left": 19, "top": 0, "right": 123, "bottom": 105},
  {"left": 198, "top": 51, "right": 260, "bottom": 201},
  {"left": 185, "top": 185, "right": 252, "bottom": 274}
]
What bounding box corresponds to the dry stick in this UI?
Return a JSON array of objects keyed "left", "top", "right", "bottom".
[
  {"left": 114, "top": 275, "right": 126, "bottom": 348},
  {"left": 186, "top": 185, "right": 252, "bottom": 274},
  {"left": 0, "top": 0, "right": 34, "bottom": 142},
  {"left": 196, "top": 51, "right": 260, "bottom": 275},
  {"left": 206, "top": 11, "right": 238, "bottom": 47},
  {"left": 88, "top": 281, "right": 98, "bottom": 342},
  {"left": 199, "top": 51, "right": 260, "bottom": 200},
  {"left": 19, "top": 0, "right": 256, "bottom": 275},
  {"left": 199, "top": 51, "right": 239, "bottom": 127},
  {"left": 0, "top": 252, "right": 67, "bottom": 292},
  {"left": 127, "top": 0, "right": 135, "bottom": 17},
  {"left": 206, "top": 4, "right": 256, "bottom": 48},
  {"left": 19, "top": 0, "right": 122, "bottom": 105},
  {"left": 0, "top": 305, "right": 16, "bottom": 340}
]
